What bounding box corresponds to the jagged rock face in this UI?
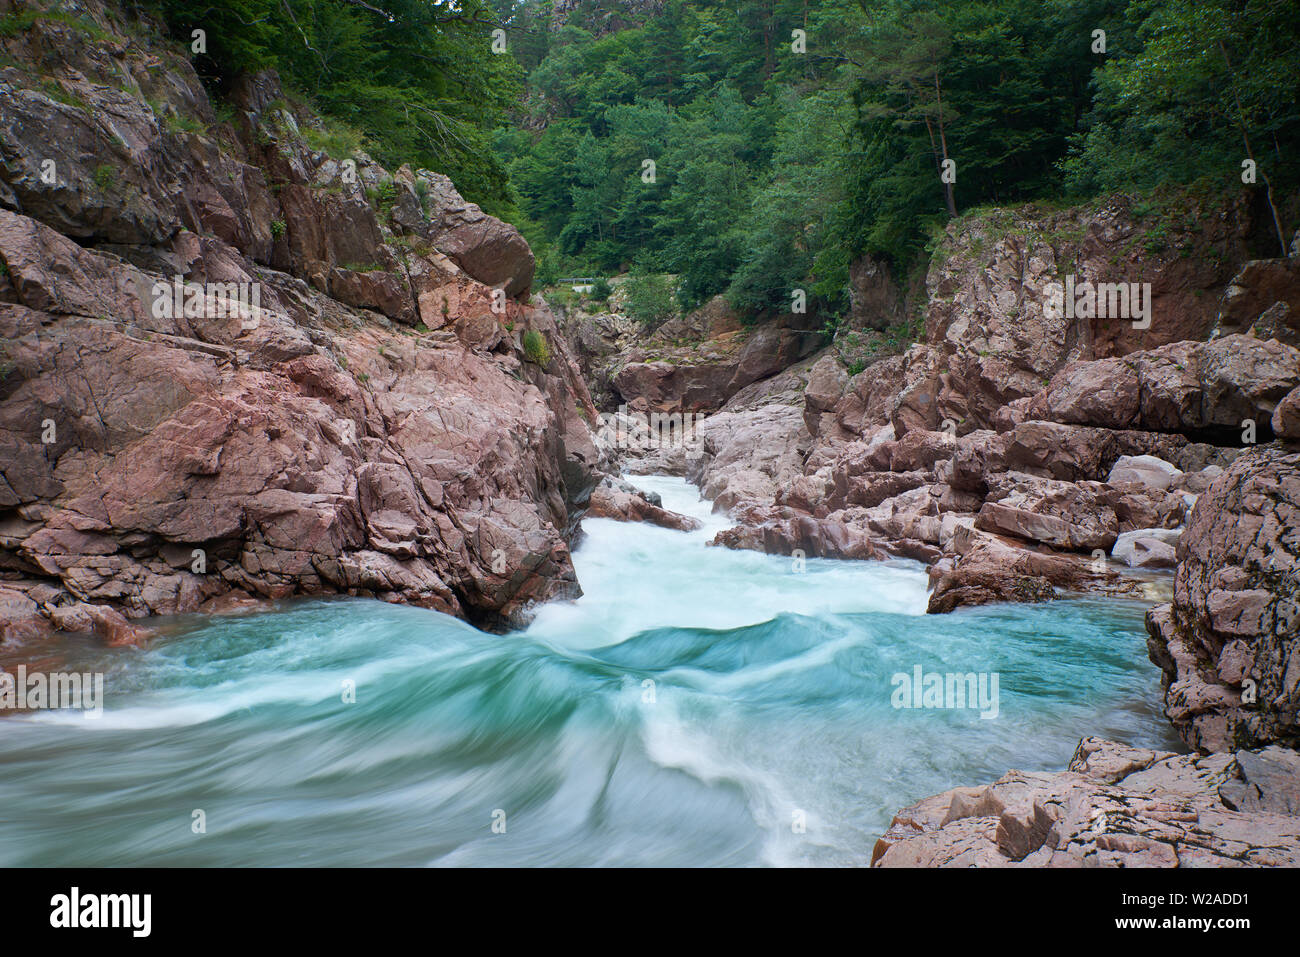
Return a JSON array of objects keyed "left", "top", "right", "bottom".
[
  {"left": 1146, "top": 447, "right": 1300, "bottom": 752},
  {"left": 555, "top": 289, "right": 825, "bottom": 417},
  {"left": 612, "top": 316, "right": 822, "bottom": 415},
  {"left": 1026, "top": 335, "right": 1300, "bottom": 437},
  {"left": 826, "top": 196, "right": 1257, "bottom": 437},
  {"left": 846, "top": 254, "right": 904, "bottom": 332},
  {"left": 0, "top": 9, "right": 275, "bottom": 254},
  {"left": 1213, "top": 258, "right": 1300, "bottom": 347},
  {"left": 0, "top": 4, "right": 533, "bottom": 317},
  {"left": 0, "top": 1, "right": 600, "bottom": 638},
  {"left": 686, "top": 405, "right": 809, "bottom": 514},
  {"left": 0, "top": 208, "right": 597, "bottom": 634},
  {"left": 873, "top": 737, "right": 1300, "bottom": 867},
  {"left": 397, "top": 169, "right": 534, "bottom": 298}
]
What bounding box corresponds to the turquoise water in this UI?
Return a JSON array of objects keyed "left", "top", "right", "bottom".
[{"left": 0, "top": 476, "right": 1180, "bottom": 866}]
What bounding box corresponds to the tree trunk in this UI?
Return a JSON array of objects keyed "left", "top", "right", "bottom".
[
  {"left": 934, "top": 72, "right": 957, "bottom": 217},
  {"left": 1219, "top": 40, "right": 1287, "bottom": 256}
]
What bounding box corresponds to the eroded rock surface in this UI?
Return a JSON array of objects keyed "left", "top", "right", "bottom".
[
  {"left": 874, "top": 737, "right": 1300, "bottom": 867},
  {"left": 0, "top": 3, "right": 600, "bottom": 638},
  {"left": 1145, "top": 448, "right": 1300, "bottom": 753}
]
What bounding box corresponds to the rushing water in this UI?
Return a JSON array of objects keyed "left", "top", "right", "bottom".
[{"left": 0, "top": 475, "right": 1181, "bottom": 866}]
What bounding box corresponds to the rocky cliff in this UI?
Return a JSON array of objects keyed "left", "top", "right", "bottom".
[
  {"left": 684, "top": 197, "right": 1298, "bottom": 619},
  {"left": 1146, "top": 447, "right": 1299, "bottom": 753},
  {"left": 0, "top": 0, "right": 603, "bottom": 640}
]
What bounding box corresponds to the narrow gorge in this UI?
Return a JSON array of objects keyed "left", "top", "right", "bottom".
[{"left": 0, "top": 0, "right": 1297, "bottom": 871}]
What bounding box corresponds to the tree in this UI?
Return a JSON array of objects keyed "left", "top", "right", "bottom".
[
  {"left": 855, "top": 4, "right": 958, "bottom": 218},
  {"left": 1065, "top": 0, "right": 1299, "bottom": 255}
]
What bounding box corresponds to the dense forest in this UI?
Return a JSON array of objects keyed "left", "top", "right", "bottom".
[{"left": 150, "top": 0, "right": 1300, "bottom": 323}]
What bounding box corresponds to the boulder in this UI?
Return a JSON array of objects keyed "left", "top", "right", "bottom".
[
  {"left": 802, "top": 353, "right": 849, "bottom": 437},
  {"left": 687, "top": 405, "right": 809, "bottom": 514},
  {"left": 405, "top": 170, "right": 534, "bottom": 297},
  {"left": 614, "top": 360, "right": 734, "bottom": 414},
  {"left": 976, "top": 475, "right": 1119, "bottom": 551},
  {"left": 1111, "top": 528, "right": 1181, "bottom": 568},
  {"left": 1274, "top": 385, "right": 1300, "bottom": 440},
  {"left": 1028, "top": 336, "right": 1300, "bottom": 435},
  {"left": 1107, "top": 454, "right": 1183, "bottom": 490},
  {"left": 584, "top": 479, "right": 701, "bottom": 532},
  {"left": 710, "top": 510, "right": 883, "bottom": 561}
]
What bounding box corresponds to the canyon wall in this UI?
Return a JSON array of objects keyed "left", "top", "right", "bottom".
[{"left": 0, "top": 0, "right": 603, "bottom": 639}]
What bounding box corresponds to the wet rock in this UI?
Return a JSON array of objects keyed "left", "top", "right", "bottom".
[
  {"left": 926, "top": 567, "right": 1056, "bottom": 614},
  {"left": 584, "top": 478, "right": 701, "bottom": 532},
  {"left": 710, "top": 510, "right": 883, "bottom": 561}
]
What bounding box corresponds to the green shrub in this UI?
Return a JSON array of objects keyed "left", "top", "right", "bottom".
[
  {"left": 1143, "top": 224, "right": 1169, "bottom": 254},
  {"left": 624, "top": 270, "right": 676, "bottom": 327},
  {"left": 413, "top": 178, "right": 430, "bottom": 214},
  {"left": 302, "top": 119, "right": 364, "bottom": 160},
  {"left": 0, "top": 9, "right": 109, "bottom": 41},
  {"left": 41, "top": 80, "right": 90, "bottom": 110},
  {"left": 211, "top": 102, "right": 235, "bottom": 128},
  {"left": 589, "top": 277, "right": 612, "bottom": 303},
  {"left": 366, "top": 178, "right": 398, "bottom": 217},
  {"left": 543, "top": 286, "right": 578, "bottom": 311},
  {"left": 522, "top": 329, "right": 550, "bottom": 365}
]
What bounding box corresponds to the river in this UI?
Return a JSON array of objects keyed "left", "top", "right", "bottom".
[{"left": 0, "top": 475, "right": 1181, "bottom": 866}]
